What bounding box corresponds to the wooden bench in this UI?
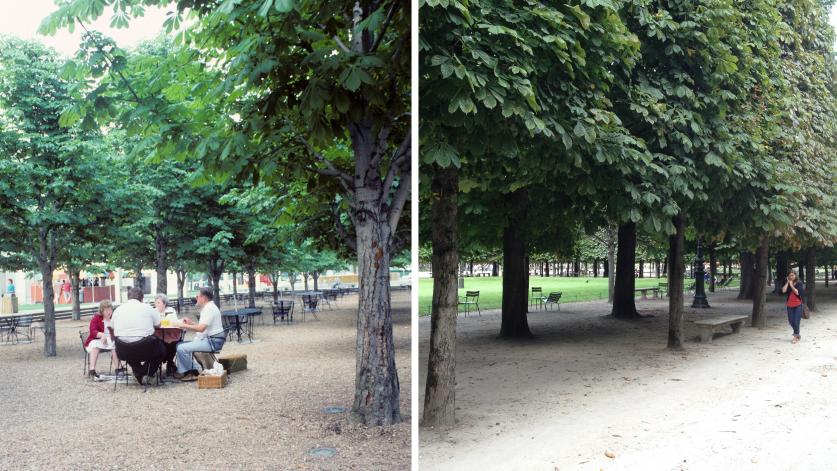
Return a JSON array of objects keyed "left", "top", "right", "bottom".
[
  {"left": 635, "top": 287, "right": 659, "bottom": 300},
  {"left": 693, "top": 315, "right": 748, "bottom": 343}
]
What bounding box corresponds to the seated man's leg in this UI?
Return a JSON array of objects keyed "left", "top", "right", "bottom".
[
  {"left": 145, "top": 338, "right": 167, "bottom": 380},
  {"left": 175, "top": 338, "right": 212, "bottom": 374}
]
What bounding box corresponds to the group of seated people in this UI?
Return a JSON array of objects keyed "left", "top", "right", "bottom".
[{"left": 82, "top": 287, "right": 226, "bottom": 385}]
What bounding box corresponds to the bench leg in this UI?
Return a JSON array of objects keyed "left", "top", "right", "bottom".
[
  {"left": 731, "top": 321, "right": 742, "bottom": 334},
  {"left": 699, "top": 329, "right": 714, "bottom": 343},
  {"left": 641, "top": 292, "right": 648, "bottom": 300}
]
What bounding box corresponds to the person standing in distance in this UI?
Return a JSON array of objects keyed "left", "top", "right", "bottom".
[{"left": 781, "top": 270, "right": 805, "bottom": 344}]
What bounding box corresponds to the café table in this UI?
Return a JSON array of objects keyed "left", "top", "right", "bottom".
[{"left": 221, "top": 308, "right": 261, "bottom": 342}]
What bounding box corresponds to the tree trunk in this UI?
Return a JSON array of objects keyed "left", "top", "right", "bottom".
[
  {"left": 663, "top": 256, "right": 668, "bottom": 276},
  {"left": 751, "top": 235, "right": 769, "bottom": 328},
  {"left": 38, "top": 229, "right": 58, "bottom": 356},
  {"left": 134, "top": 263, "right": 144, "bottom": 294},
  {"left": 667, "top": 213, "right": 686, "bottom": 350},
  {"left": 798, "top": 256, "right": 805, "bottom": 282},
  {"left": 155, "top": 226, "right": 167, "bottom": 295},
  {"left": 606, "top": 224, "right": 616, "bottom": 303},
  {"left": 303, "top": 273, "right": 310, "bottom": 291},
  {"left": 655, "top": 260, "right": 660, "bottom": 279},
  {"left": 288, "top": 273, "right": 297, "bottom": 293},
  {"left": 492, "top": 261, "right": 499, "bottom": 277},
  {"left": 593, "top": 260, "right": 599, "bottom": 277},
  {"left": 351, "top": 201, "right": 400, "bottom": 426},
  {"left": 709, "top": 247, "right": 717, "bottom": 293},
  {"left": 247, "top": 263, "right": 257, "bottom": 309},
  {"left": 70, "top": 270, "right": 81, "bottom": 321},
  {"left": 611, "top": 222, "right": 639, "bottom": 319},
  {"left": 422, "top": 166, "right": 458, "bottom": 427},
  {"left": 638, "top": 260, "right": 644, "bottom": 278},
  {"left": 271, "top": 274, "right": 280, "bottom": 302},
  {"left": 500, "top": 190, "right": 532, "bottom": 338},
  {"left": 544, "top": 261, "right": 550, "bottom": 277},
  {"left": 208, "top": 258, "right": 223, "bottom": 308},
  {"left": 738, "top": 252, "right": 755, "bottom": 300},
  {"left": 176, "top": 269, "right": 186, "bottom": 311},
  {"left": 805, "top": 247, "right": 816, "bottom": 311},
  {"left": 313, "top": 271, "right": 320, "bottom": 291}
]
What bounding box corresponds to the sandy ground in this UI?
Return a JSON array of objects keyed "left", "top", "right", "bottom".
[
  {"left": 419, "top": 285, "right": 837, "bottom": 471},
  {"left": 0, "top": 291, "right": 411, "bottom": 471}
]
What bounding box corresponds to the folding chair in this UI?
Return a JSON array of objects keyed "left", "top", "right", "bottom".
[
  {"left": 458, "top": 291, "right": 481, "bottom": 317},
  {"left": 300, "top": 295, "right": 320, "bottom": 322},
  {"left": 79, "top": 330, "right": 113, "bottom": 377},
  {"left": 272, "top": 301, "right": 294, "bottom": 324}
]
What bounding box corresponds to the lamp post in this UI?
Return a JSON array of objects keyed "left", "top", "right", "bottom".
[{"left": 692, "top": 238, "right": 711, "bottom": 308}]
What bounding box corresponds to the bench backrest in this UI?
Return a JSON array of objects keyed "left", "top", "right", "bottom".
[
  {"left": 547, "top": 292, "right": 562, "bottom": 302},
  {"left": 464, "top": 291, "right": 479, "bottom": 301},
  {"left": 531, "top": 287, "right": 542, "bottom": 294},
  {"left": 658, "top": 282, "right": 668, "bottom": 288}
]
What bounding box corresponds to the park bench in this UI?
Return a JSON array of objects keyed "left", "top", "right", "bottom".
[
  {"left": 693, "top": 315, "right": 748, "bottom": 343},
  {"left": 458, "top": 291, "right": 481, "bottom": 317},
  {"left": 544, "top": 292, "right": 562, "bottom": 311},
  {"left": 658, "top": 282, "right": 668, "bottom": 296},
  {"left": 635, "top": 287, "right": 659, "bottom": 300}
]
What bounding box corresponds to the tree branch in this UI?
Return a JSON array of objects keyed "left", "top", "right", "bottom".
[
  {"left": 332, "top": 203, "right": 358, "bottom": 252},
  {"left": 370, "top": 1, "right": 400, "bottom": 52},
  {"left": 333, "top": 35, "right": 352, "bottom": 54},
  {"left": 369, "top": 125, "right": 391, "bottom": 169},
  {"left": 381, "top": 133, "right": 410, "bottom": 200},
  {"left": 387, "top": 166, "right": 410, "bottom": 235},
  {"left": 298, "top": 136, "right": 354, "bottom": 190}
]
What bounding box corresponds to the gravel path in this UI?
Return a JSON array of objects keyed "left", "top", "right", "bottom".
[
  {"left": 0, "top": 291, "right": 411, "bottom": 470},
  {"left": 419, "top": 285, "right": 837, "bottom": 470}
]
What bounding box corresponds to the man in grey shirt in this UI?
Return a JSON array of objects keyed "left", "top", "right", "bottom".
[{"left": 112, "top": 287, "right": 166, "bottom": 385}]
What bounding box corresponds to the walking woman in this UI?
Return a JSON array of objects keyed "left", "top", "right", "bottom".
[{"left": 781, "top": 270, "right": 805, "bottom": 344}]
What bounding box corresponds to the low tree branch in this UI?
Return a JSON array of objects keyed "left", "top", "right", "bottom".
[
  {"left": 381, "top": 133, "right": 411, "bottom": 200},
  {"left": 387, "top": 166, "right": 411, "bottom": 235},
  {"left": 298, "top": 136, "right": 354, "bottom": 188},
  {"left": 331, "top": 203, "right": 358, "bottom": 252},
  {"left": 370, "top": 1, "right": 401, "bottom": 53}
]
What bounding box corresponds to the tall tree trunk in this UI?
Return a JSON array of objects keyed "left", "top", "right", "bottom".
[
  {"left": 573, "top": 259, "right": 580, "bottom": 277},
  {"left": 271, "top": 274, "right": 280, "bottom": 302},
  {"left": 544, "top": 261, "right": 550, "bottom": 277},
  {"left": 751, "top": 235, "right": 769, "bottom": 328},
  {"left": 667, "top": 213, "right": 686, "bottom": 350},
  {"left": 593, "top": 259, "right": 599, "bottom": 278},
  {"left": 662, "top": 256, "right": 668, "bottom": 276},
  {"left": 155, "top": 226, "right": 167, "bottom": 295},
  {"left": 313, "top": 271, "right": 320, "bottom": 291},
  {"left": 655, "top": 260, "right": 660, "bottom": 279},
  {"left": 351, "top": 195, "right": 400, "bottom": 426},
  {"left": 208, "top": 258, "right": 223, "bottom": 308},
  {"left": 491, "top": 261, "right": 499, "bottom": 277},
  {"left": 611, "top": 222, "right": 639, "bottom": 319},
  {"left": 134, "top": 263, "right": 144, "bottom": 294},
  {"left": 709, "top": 247, "right": 717, "bottom": 293},
  {"left": 422, "top": 166, "right": 458, "bottom": 427},
  {"left": 606, "top": 224, "right": 616, "bottom": 303},
  {"left": 638, "top": 260, "right": 644, "bottom": 278},
  {"left": 176, "top": 269, "right": 186, "bottom": 311},
  {"left": 288, "top": 273, "right": 297, "bottom": 293},
  {"left": 500, "top": 190, "right": 532, "bottom": 338},
  {"left": 247, "top": 262, "right": 257, "bottom": 309},
  {"left": 805, "top": 247, "right": 816, "bottom": 311},
  {"left": 738, "top": 252, "right": 755, "bottom": 300},
  {"left": 798, "top": 256, "right": 805, "bottom": 282},
  {"left": 70, "top": 270, "right": 81, "bottom": 321},
  {"left": 38, "top": 229, "right": 58, "bottom": 356},
  {"left": 303, "top": 273, "right": 310, "bottom": 291},
  {"left": 232, "top": 272, "right": 238, "bottom": 298}
]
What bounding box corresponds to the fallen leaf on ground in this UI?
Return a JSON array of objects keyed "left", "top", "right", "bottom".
[{"left": 605, "top": 450, "right": 616, "bottom": 459}]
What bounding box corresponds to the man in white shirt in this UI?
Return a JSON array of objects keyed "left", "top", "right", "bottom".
[
  {"left": 173, "top": 287, "right": 226, "bottom": 381},
  {"left": 112, "top": 287, "right": 166, "bottom": 385}
]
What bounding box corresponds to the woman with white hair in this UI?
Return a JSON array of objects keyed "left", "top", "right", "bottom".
[{"left": 154, "top": 293, "right": 181, "bottom": 376}]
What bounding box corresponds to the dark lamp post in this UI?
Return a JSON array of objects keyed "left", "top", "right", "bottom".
[{"left": 692, "top": 238, "right": 711, "bottom": 308}]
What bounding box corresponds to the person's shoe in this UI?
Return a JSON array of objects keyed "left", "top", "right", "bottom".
[
  {"left": 173, "top": 371, "right": 186, "bottom": 380},
  {"left": 88, "top": 369, "right": 99, "bottom": 379},
  {"left": 180, "top": 372, "right": 198, "bottom": 382},
  {"left": 135, "top": 375, "right": 145, "bottom": 385}
]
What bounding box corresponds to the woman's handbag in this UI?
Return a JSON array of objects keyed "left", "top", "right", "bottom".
[{"left": 802, "top": 304, "right": 811, "bottom": 319}]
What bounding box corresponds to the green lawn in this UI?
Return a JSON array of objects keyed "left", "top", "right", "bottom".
[{"left": 418, "top": 276, "right": 728, "bottom": 316}]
